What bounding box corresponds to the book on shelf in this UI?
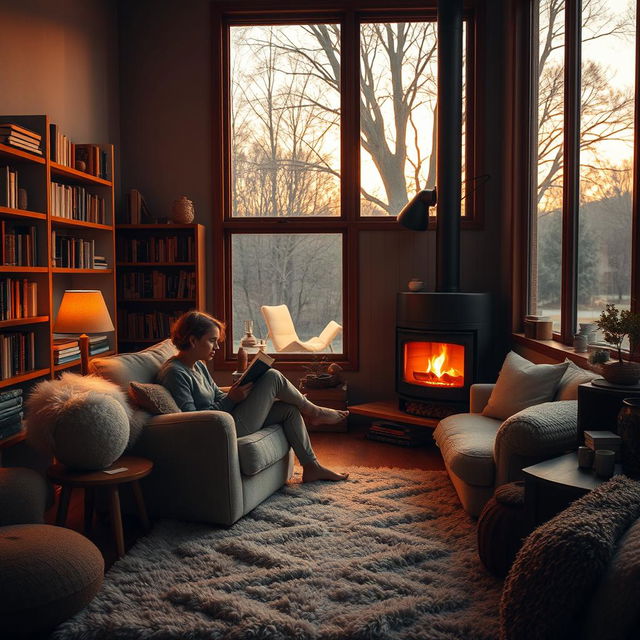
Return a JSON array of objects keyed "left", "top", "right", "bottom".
[
  {"left": 0, "top": 165, "right": 20, "bottom": 208},
  {"left": 0, "top": 330, "right": 35, "bottom": 379},
  {"left": 1, "top": 222, "right": 37, "bottom": 266},
  {"left": 235, "top": 351, "right": 275, "bottom": 386},
  {"left": 75, "top": 144, "right": 109, "bottom": 180},
  {"left": 0, "top": 278, "right": 38, "bottom": 320},
  {"left": 125, "top": 189, "right": 152, "bottom": 224},
  {"left": 0, "top": 388, "right": 22, "bottom": 401},
  {"left": 0, "top": 396, "right": 22, "bottom": 412},
  {"left": 55, "top": 352, "right": 81, "bottom": 365}
]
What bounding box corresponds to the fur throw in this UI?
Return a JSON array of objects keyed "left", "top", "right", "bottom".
[
  {"left": 500, "top": 475, "right": 640, "bottom": 640},
  {"left": 25, "top": 372, "right": 132, "bottom": 456}
]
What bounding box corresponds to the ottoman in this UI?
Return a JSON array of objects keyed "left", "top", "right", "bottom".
[
  {"left": 477, "top": 481, "right": 529, "bottom": 577},
  {"left": 0, "top": 524, "right": 104, "bottom": 635}
]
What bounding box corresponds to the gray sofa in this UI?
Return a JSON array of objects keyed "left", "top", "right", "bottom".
[
  {"left": 90, "top": 340, "right": 293, "bottom": 526},
  {"left": 433, "top": 383, "right": 580, "bottom": 516}
]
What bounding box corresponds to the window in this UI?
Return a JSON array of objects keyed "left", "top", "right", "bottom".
[
  {"left": 214, "top": 6, "right": 476, "bottom": 365},
  {"left": 528, "top": 0, "right": 637, "bottom": 344}
]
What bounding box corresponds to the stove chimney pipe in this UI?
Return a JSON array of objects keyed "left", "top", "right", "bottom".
[{"left": 436, "top": 0, "right": 462, "bottom": 293}]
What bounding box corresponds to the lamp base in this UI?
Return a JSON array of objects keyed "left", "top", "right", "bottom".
[{"left": 79, "top": 334, "right": 90, "bottom": 376}]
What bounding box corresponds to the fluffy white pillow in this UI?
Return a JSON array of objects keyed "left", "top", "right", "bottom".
[
  {"left": 482, "top": 351, "right": 569, "bottom": 420},
  {"left": 554, "top": 359, "right": 598, "bottom": 401}
]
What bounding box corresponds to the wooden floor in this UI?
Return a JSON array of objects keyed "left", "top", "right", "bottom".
[{"left": 45, "top": 420, "right": 446, "bottom": 569}]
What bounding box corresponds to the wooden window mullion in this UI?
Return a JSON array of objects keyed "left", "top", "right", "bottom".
[{"left": 560, "top": 0, "right": 581, "bottom": 344}]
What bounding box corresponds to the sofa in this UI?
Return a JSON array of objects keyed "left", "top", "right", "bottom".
[
  {"left": 433, "top": 356, "right": 597, "bottom": 517},
  {"left": 90, "top": 340, "right": 293, "bottom": 526}
]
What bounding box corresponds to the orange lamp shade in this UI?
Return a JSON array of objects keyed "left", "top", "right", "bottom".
[{"left": 54, "top": 290, "right": 114, "bottom": 334}]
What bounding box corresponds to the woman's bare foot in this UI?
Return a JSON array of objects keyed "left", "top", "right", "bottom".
[
  {"left": 302, "top": 461, "right": 349, "bottom": 483},
  {"left": 303, "top": 404, "right": 349, "bottom": 427}
]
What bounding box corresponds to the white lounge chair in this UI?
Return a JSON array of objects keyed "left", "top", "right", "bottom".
[{"left": 260, "top": 304, "right": 342, "bottom": 353}]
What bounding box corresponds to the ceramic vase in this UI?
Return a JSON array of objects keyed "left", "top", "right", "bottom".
[
  {"left": 618, "top": 398, "right": 640, "bottom": 477},
  {"left": 171, "top": 196, "right": 195, "bottom": 224}
]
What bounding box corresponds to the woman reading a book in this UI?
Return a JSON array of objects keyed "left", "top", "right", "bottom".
[{"left": 158, "top": 311, "right": 349, "bottom": 482}]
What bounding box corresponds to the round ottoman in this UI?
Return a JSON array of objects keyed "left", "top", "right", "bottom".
[
  {"left": 477, "top": 481, "right": 528, "bottom": 577},
  {"left": 0, "top": 524, "right": 104, "bottom": 635},
  {"left": 0, "top": 467, "right": 47, "bottom": 525}
]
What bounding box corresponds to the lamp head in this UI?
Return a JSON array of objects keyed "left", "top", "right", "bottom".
[
  {"left": 397, "top": 188, "right": 437, "bottom": 231},
  {"left": 54, "top": 290, "right": 115, "bottom": 334}
]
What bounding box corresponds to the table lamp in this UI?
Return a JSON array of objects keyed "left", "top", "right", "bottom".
[{"left": 54, "top": 290, "right": 114, "bottom": 375}]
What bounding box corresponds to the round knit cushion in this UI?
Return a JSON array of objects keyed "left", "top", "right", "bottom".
[
  {"left": 0, "top": 524, "right": 104, "bottom": 635},
  {"left": 0, "top": 467, "right": 47, "bottom": 525},
  {"left": 477, "top": 481, "right": 527, "bottom": 577},
  {"left": 54, "top": 391, "right": 129, "bottom": 470}
]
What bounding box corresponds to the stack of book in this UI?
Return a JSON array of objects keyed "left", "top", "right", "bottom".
[
  {"left": 584, "top": 430, "right": 622, "bottom": 461},
  {"left": 53, "top": 338, "right": 80, "bottom": 365},
  {"left": 89, "top": 335, "right": 110, "bottom": 356},
  {"left": 0, "top": 388, "right": 23, "bottom": 440},
  {"left": 0, "top": 123, "right": 42, "bottom": 155},
  {"left": 366, "top": 421, "right": 431, "bottom": 447},
  {"left": 93, "top": 255, "right": 108, "bottom": 270}
]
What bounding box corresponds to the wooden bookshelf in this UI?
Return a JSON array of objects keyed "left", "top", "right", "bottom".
[
  {"left": 0, "top": 114, "right": 117, "bottom": 391},
  {"left": 116, "top": 223, "right": 204, "bottom": 352}
]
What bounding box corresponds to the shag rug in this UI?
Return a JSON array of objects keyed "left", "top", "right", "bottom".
[{"left": 53, "top": 468, "right": 502, "bottom": 640}]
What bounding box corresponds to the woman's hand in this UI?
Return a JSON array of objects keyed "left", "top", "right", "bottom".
[{"left": 227, "top": 381, "right": 253, "bottom": 404}]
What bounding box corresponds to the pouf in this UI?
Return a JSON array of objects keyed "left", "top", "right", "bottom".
[
  {"left": 54, "top": 391, "right": 129, "bottom": 470},
  {"left": 477, "top": 481, "right": 528, "bottom": 577},
  {"left": 0, "top": 467, "right": 47, "bottom": 525},
  {"left": 0, "top": 524, "right": 104, "bottom": 635}
]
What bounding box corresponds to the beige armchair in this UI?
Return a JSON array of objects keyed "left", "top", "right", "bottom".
[
  {"left": 260, "top": 304, "right": 342, "bottom": 352},
  {"left": 90, "top": 340, "right": 293, "bottom": 526}
]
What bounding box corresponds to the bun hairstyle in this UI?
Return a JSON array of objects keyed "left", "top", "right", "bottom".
[{"left": 170, "top": 311, "right": 225, "bottom": 351}]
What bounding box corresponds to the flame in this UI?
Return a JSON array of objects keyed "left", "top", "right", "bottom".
[{"left": 408, "top": 342, "right": 464, "bottom": 388}]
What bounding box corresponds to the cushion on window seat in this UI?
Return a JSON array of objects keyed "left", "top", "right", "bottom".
[{"left": 237, "top": 425, "right": 290, "bottom": 476}]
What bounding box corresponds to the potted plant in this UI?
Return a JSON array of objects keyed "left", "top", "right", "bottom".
[{"left": 591, "top": 304, "right": 640, "bottom": 385}]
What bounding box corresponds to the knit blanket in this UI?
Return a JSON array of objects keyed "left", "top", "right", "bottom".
[{"left": 500, "top": 475, "right": 640, "bottom": 640}]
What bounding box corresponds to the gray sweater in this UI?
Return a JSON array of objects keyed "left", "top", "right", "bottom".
[{"left": 157, "top": 357, "right": 235, "bottom": 413}]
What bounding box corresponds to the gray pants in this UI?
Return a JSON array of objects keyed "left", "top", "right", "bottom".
[{"left": 231, "top": 369, "right": 316, "bottom": 466}]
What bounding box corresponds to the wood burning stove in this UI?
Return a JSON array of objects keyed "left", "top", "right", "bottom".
[{"left": 396, "top": 292, "right": 491, "bottom": 418}]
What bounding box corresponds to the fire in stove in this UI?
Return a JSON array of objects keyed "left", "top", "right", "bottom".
[{"left": 403, "top": 341, "right": 465, "bottom": 388}]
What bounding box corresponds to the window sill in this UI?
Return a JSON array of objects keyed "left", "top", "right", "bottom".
[{"left": 512, "top": 333, "right": 592, "bottom": 367}]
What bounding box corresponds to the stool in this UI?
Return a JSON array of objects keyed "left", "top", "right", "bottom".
[
  {"left": 47, "top": 456, "right": 153, "bottom": 558},
  {"left": 477, "top": 481, "right": 529, "bottom": 577}
]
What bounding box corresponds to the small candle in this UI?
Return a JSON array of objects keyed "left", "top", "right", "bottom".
[{"left": 577, "top": 446, "right": 594, "bottom": 469}]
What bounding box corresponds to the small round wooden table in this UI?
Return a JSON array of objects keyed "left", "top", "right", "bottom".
[{"left": 47, "top": 456, "right": 153, "bottom": 558}]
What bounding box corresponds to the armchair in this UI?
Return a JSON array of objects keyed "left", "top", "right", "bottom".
[
  {"left": 434, "top": 383, "right": 579, "bottom": 516},
  {"left": 90, "top": 340, "right": 293, "bottom": 526},
  {"left": 260, "top": 304, "right": 341, "bottom": 352}
]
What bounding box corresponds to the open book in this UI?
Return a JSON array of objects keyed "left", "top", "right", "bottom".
[{"left": 235, "top": 351, "right": 275, "bottom": 385}]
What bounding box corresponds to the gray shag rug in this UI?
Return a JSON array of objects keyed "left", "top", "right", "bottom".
[{"left": 53, "top": 467, "right": 502, "bottom": 640}]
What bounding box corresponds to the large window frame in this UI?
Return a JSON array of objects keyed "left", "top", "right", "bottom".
[
  {"left": 517, "top": 0, "right": 640, "bottom": 352},
  {"left": 212, "top": 2, "right": 480, "bottom": 369}
]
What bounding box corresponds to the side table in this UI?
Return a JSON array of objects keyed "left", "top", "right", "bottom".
[
  {"left": 522, "top": 451, "right": 621, "bottom": 528},
  {"left": 47, "top": 456, "right": 153, "bottom": 558}
]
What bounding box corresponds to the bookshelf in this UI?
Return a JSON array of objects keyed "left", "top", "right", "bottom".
[
  {"left": 0, "top": 114, "right": 117, "bottom": 404},
  {"left": 116, "top": 223, "right": 204, "bottom": 352}
]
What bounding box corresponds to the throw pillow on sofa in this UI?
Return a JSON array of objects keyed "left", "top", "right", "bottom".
[
  {"left": 482, "top": 351, "right": 569, "bottom": 421},
  {"left": 129, "top": 382, "right": 180, "bottom": 415},
  {"left": 554, "top": 359, "right": 598, "bottom": 401}
]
